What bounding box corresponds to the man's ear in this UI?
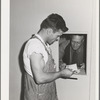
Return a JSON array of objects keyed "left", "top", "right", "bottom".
[{"left": 47, "top": 28, "right": 53, "bottom": 34}]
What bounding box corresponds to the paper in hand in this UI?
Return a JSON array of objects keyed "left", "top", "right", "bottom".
[{"left": 66, "top": 64, "right": 80, "bottom": 73}]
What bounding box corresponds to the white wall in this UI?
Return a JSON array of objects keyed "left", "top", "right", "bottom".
[{"left": 9, "top": 0, "right": 98, "bottom": 100}]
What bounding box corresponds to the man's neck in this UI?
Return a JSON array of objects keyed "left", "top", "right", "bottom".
[{"left": 38, "top": 30, "right": 48, "bottom": 45}]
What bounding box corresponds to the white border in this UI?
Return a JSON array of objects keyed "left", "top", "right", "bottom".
[
  {"left": 1, "top": 0, "right": 10, "bottom": 100},
  {"left": 95, "top": 0, "right": 99, "bottom": 99}
]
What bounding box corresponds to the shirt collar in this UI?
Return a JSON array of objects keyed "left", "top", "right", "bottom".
[
  {"left": 35, "top": 34, "right": 45, "bottom": 44},
  {"left": 35, "top": 34, "right": 50, "bottom": 52}
]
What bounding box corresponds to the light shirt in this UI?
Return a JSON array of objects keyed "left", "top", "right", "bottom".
[{"left": 23, "top": 34, "right": 50, "bottom": 77}]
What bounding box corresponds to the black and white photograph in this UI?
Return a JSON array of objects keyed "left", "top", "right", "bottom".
[{"left": 1, "top": 0, "right": 99, "bottom": 100}]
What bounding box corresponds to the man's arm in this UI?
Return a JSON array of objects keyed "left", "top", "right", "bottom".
[{"left": 30, "top": 52, "right": 74, "bottom": 85}]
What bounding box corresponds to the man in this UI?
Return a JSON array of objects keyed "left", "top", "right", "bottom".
[
  {"left": 23, "top": 13, "right": 75, "bottom": 100},
  {"left": 60, "top": 34, "right": 86, "bottom": 73}
]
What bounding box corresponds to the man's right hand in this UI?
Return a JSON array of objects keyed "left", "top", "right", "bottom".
[
  {"left": 59, "top": 63, "right": 66, "bottom": 71},
  {"left": 60, "top": 68, "right": 74, "bottom": 79}
]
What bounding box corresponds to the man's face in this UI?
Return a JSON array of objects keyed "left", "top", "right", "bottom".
[
  {"left": 71, "top": 35, "right": 84, "bottom": 50},
  {"left": 47, "top": 29, "right": 63, "bottom": 45}
]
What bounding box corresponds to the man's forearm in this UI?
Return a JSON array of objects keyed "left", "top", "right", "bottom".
[
  {"left": 34, "top": 71, "right": 61, "bottom": 85},
  {"left": 33, "top": 68, "right": 73, "bottom": 85}
]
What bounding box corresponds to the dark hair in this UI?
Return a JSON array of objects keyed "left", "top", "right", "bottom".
[{"left": 39, "top": 13, "right": 68, "bottom": 32}]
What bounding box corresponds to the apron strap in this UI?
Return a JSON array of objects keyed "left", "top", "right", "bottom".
[{"left": 32, "top": 35, "right": 50, "bottom": 55}]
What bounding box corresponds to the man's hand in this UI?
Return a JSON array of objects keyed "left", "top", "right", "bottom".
[
  {"left": 80, "top": 63, "right": 85, "bottom": 69},
  {"left": 59, "top": 63, "right": 66, "bottom": 71},
  {"left": 60, "top": 68, "right": 75, "bottom": 79}
]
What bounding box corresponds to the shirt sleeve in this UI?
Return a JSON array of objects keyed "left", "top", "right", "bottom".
[{"left": 27, "top": 39, "right": 44, "bottom": 58}]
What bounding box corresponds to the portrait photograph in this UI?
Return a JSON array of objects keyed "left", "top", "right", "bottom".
[{"left": 1, "top": 0, "right": 99, "bottom": 100}]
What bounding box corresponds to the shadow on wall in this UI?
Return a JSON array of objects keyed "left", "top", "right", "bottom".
[{"left": 18, "top": 41, "right": 27, "bottom": 100}]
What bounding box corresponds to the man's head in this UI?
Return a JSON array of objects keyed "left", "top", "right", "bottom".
[
  {"left": 38, "top": 13, "right": 69, "bottom": 45},
  {"left": 39, "top": 13, "right": 68, "bottom": 33},
  {"left": 71, "top": 35, "right": 84, "bottom": 50}
]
